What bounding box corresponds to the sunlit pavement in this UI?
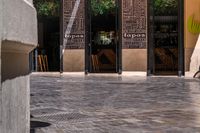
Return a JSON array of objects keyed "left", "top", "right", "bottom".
[{"left": 30, "top": 73, "right": 200, "bottom": 133}]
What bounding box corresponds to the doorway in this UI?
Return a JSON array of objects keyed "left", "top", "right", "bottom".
[
  {"left": 29, "top": 16, "right": 60, "bottom": 72},
  {"left": 37, "top": 17, "right": 60, "bottom": 72},
  {"left": 86, "top": 0, "right": 120, "bottom": 73},
  {"left": 148, "top": 0, "right": 184, "bottom": 75}
]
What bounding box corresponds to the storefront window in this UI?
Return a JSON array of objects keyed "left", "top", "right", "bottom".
[
  {"left": 152, "top": 0, "right": 179, "bottom": 74},
  {"left": 89, "top": 0, "right": 118, "bottom": 72}
]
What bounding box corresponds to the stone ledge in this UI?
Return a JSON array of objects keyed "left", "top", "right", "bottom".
[
  {"left": 2, "top": 40, "right": 35, "bottom": 54},
  {"left": 1, "top": 40, "right": 35, "bottom": 82}
]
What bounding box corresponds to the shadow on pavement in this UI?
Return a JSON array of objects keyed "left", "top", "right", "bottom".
[{"left": 30, "top": 121, "right": 51, "bottom": 133}]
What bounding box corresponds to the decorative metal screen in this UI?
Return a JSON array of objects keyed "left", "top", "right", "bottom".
[
  {"left": 122, "top": 0, "right": 147, "bottom": 49},
  {"left": 63, "top": 0, "right": 85, "bottom": 49}
]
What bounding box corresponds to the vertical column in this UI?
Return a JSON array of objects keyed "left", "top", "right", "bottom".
[
  {"left": 122, "top": 0, "right": 147, "bottom": 71},
  {"left": 0, "top": 0, "right": 2, "bottom": 130},
  {"left": 1, "top": 0, "right": 37, "bottom": 132},
  {"left": 62, "top": 0, "right": 85, "bottom": 71}
]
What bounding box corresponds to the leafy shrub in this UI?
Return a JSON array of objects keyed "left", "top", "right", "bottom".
[
  {"left": 91, "top": 0, "right": 116, "bottom": 16},
  {"left": 154, "top": 0, "right": 178, "bottom": 15},
  {"left": 34, "top": 0, "right": 59, "bottom": 16}
]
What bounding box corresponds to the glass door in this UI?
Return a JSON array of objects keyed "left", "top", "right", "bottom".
[
  {"left": 87, "top": 0, "right": 120, "bottom": 73},
  {"left": 148, "top": 0, "right": 183, "bottom": 75}
]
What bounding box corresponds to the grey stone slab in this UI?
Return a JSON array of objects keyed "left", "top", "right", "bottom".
[{"left": 30, "top": 74, "right": 200, "bottom": 133}]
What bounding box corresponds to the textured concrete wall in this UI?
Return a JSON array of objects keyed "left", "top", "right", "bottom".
[
  {"left": 0, "top": 0, "right": 37, "bottom": 133},
  {"left": 1, "top": 45, "right": 33, "bottom": 133},
  {"left": 2, "top": 76, "right": 30, "bottom": 133},
  {"left": 0, "top": 0, "right": 2, "bottom": 131},
  {"left": 2, "top": 0, "right": 37, "bottom": 45}
]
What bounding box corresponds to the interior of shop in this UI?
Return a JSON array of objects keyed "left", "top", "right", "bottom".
[
  {"left": 89, "top": 0, "right": 118, "bottom": 73},
  {"left": 152, "top": 0, "right": 179, "bottom": 75},
  {"left": 37, "top": 17, "right": 60, "bottom": 72},
  {"left": 31, "top": 0, "right": 60, "bottom": 72}
]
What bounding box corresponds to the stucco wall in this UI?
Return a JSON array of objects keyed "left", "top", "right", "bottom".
[
  {"left": 0, "top": 0, "right": 37, "bottom": 133},
  {"left": 184, "top": 0, "right": 200, "bottom": 72}
]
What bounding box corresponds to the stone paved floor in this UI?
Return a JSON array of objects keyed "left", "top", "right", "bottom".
[{"left": 30, "top": 73, "right": 200, "bottom": 133}]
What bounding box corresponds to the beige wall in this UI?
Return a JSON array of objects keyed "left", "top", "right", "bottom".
[
  {"left": 122, "top": 49, "right": 147, "bottom": 71},
  {"left": 63, "top": 49, "right": 147, "bottom": 72},
  {"left": 63, "top": 49, "right": 85, "bottom": 71},
  {"left": 184, "top": 0, "right": 200, "bottom": 71}
]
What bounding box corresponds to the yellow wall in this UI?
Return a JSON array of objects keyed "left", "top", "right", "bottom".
[
  {"left": 185, "top": 0, "right": 200, "bottom": 49},
  {"left": 184, "top": 0, "right": 200, "bottom": 71}
]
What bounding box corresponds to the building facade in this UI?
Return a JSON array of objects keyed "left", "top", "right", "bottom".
[{"left": 61, "top": 0, "right": 200, "bottom": 76}]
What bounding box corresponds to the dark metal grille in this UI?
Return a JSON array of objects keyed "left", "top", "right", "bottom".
[
  {"left": 35, "top": 113, "right": 89, "bottom": 122},
  {"left": 31, "top": 108, "right": 65, "bottom": 117}
]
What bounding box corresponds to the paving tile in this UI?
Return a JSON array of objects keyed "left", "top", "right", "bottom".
[{"left": 30, "top": 74, "right": 200, "bottom": 133}]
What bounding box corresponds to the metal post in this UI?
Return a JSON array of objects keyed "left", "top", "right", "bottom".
[{"left": 35, "top": 48, "right": 38, "bottom": 72}]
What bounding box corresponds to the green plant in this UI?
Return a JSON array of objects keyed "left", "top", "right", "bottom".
[
  {"left": 154, "top": 0, "right": 178, "bottom": 15},
  {"left": 34, "top": 0, "right": 59, "bottom": 16},
  {"left": 91, "top": 0, "right": 116, "bottom": 16},
  {"left": 188, "top": 14, "right": 200, "bottom": 34}
]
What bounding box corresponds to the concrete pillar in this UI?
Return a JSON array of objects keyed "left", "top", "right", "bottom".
[
  {"left": 0, "top": 0, "right": 37, "bottom": 132},
  {"left": 0, "top": 0, "right": 2, "bottom": 130},
  {"left": 122, "top": 0, "right": 148, "bottom": 71}
]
